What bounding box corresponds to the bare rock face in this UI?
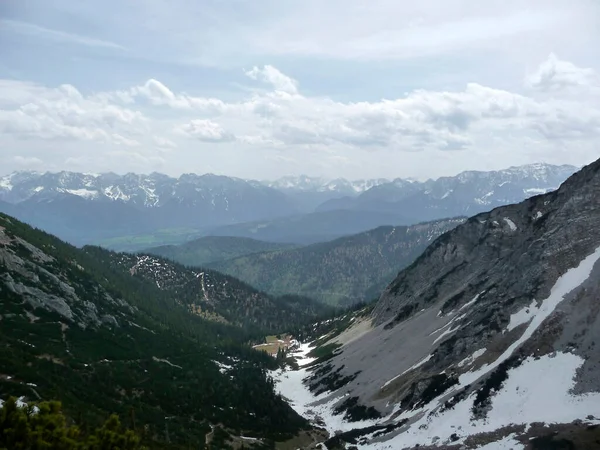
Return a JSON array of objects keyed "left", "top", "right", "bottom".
[
  {"left": 0, "top": 218, "right": 129, "bottom": 328},
  {"left": 305, "top": 158, "right": 600, "bottom": 448}
]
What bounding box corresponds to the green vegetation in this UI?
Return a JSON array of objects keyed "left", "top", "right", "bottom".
[
  {"left": 84, "top": 248, "right": 331, "bottom": 334},
  {"left": 0, "top": 397, "right": 143, "bottom": 449},
  {"left": 145, "top": 236, "right": 296, "bottom": 267},
  {"left": 0, "top": 213, "right": 327, "bottom": 449},
  {"left": 210, "top": 220, "right": 464, "bottom": 306}
]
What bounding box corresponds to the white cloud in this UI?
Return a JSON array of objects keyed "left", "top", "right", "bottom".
[
  {"left": 13, "top": 156, "right": 44, "bottom": 167},
  {"left": 153, "top": 136, "right": 177, "bottom": 149},
  {"left": 526, "top": 53, "right": 598, "bottom": 91},
  {"left": 174, "top": 119, "right": 235, "bottom": 142},
  {"left": 0, "top": 81, "right": 146, "bottom": 144},
  {"left": 0, "top": 55, "right": 599, "bottom": 179},
  {"left": 245, "top": 65, "right": 299, "bottom": 94}
]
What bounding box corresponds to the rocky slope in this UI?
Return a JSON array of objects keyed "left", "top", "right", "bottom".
[
  {"left": 280, "top": 158, "right": 600, "bottom": 449},
  {"left": 209, "top": 218, "right": 466, "bottom": 306}
]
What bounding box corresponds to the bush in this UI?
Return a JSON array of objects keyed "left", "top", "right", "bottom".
[{"left": 0, "top": 397, "right": 144, "bottom": 450}]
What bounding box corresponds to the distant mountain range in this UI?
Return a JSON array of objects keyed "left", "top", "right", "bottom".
[
  {"left": 317, "top": 163, "right": 579, "bottom": 221},
  {"left": 0, "top": 164, "right": 578, "bottom": 247}
]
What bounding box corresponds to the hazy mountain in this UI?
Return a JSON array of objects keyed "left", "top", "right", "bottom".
[
  {"left": 209, "top": 218, "right": 465, "bottom": 306},
  {"left": 281, "top": 158, "right": 600, "bottom": 448},
  {"left": 206, "top": 209, "right": 412, "bottom": 245},
  {"left": 265, "top": 175, "right": 390, "bottom": 210},
  {"left": 318, "top": 163, "right": 579, "bottom": 220},
  {"left": 0, "top": 212, "right": 330, "bottom": 448},
  {"left": 145, "top": 236, "right": 296, "bottom": 267},
  {"left": 0, "top": 164, "right": 577, "bottom": 248},
  {"left": 0, "top": 171, "right": 296, "bottom": 245}
]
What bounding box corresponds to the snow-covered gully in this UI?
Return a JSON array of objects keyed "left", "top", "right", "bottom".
[{"left": 272, "top": 247, "right": 600, "bottom": 449}]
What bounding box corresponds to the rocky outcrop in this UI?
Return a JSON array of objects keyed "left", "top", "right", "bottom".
[{"left": 0, "top": 217, "right": 126, "bottom": 328}]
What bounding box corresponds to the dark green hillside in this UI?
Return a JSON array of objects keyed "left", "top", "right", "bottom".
[
  {"left": 0, "top": 213, "right": 316, "bottom": 449},
  {"left": 210, "top": 218, "right": 465, "bottom": 306},
  {"left": 85, "top": 247, "right": 330, "bottom": 333},
  {"left": 145, "top": 235, "right": 296, "bottom": 267}
]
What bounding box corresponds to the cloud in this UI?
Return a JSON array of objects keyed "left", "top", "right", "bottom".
[
  {"left": 174, "top": 119, "right": 235, "bottom": 142},
  {"left": 13, "top": 156, "right": 44, "bottom": 167},
  {"left": 153, "top": 136, "right": 177, "bottom": 149},
  {"left": 110, "top": 79, "right": 229, "bottom": 113},
  {"left": 0, "top": 81, "right": 146, "bottom": 144},
  {"left": 245, "top": 66, "right": 299, "bottom": 94},
  {"left": 526, "top": 53, "right": 598, "bottom": 91},
  {"left": 1, "top": 56, "right": 599, "bottom": 179},
  {"left": 0, "top": 19, "right": 124, "bottom": 50}
]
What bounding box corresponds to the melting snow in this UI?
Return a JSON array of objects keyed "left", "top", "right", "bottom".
[
  {"left": 503, "top": 217, "right": 517, "bottom": 231},
  {"left": 433, "top": 322, "right": 463, "bottom": 344},
  {"left": 63, "top": 189, "right": 99, "bottom": 199},
  {"left": 534, "top": 211, "right": 543, "bottom": 220},
  {"left": 152, "top": 356, "right": 182, "bottom": 369},
  {"left": 459, "top": 293, "right": 481, "bottom": 312},
  {"left": 382, "top": 354, "right": 433, "bottom": 388},
  {"left": 475, "top": 434, "right": 524, "bottom": 449},
  {"left": 462, "top": 245, "right": 600, "bottom": 386},
  {"left": 441, "top": 190, "right": 453, "bottom": 199},
  {"left": 272, "top": 343, "right": 386, "bottom": 436},
  {"left": 457, "top": 348, "right": 487, "bottom": 368},
  {"left": 506, "top": 300, "right": 538, "bottom": 332},
  {"left": 364, "top": 353, "right": 600, "bottom": 449},
  {"left": 215, "top": 361, "right": 233, "bottom": 374},
  {"left": 524, "top": 187, "right": 549, "bottom": 196}
]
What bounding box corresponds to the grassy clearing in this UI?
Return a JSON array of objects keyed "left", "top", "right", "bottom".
[{"left": 253, "top": 334, "right": 295, "bottom": 356}]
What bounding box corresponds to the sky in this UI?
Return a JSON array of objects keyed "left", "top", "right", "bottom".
[{"left": 0, "top": 0, "right": 599, "bottom": 181}]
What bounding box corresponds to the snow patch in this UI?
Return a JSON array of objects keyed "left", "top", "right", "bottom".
[
  {"left": 152, "top": 356, "right": 182, "bottom": 369},
  {"left": 503, "top": 217, "right": 517, "bottom": 231},
  {"left": 272, "top": 342, "right": 386, "bottom": 436},
  {"left": 475, "top": 434, "right": 524, "bottom": 449},
  {"left": 63, "top": 188, "right": 99, "bottom": 199},
  {"left": 382, "top": 354, "right": 433, "bottom": 388},
  {"left": 459, "top": 293, "right": 481, "bottom": 312},
  {"left": 441, "top": 189, "right": 453, "bottom": 199},
  {"left": 457, "top": 348, "right": 486, "bottom": 368},
  {"left": 506, "top": 300, "right": 538, "bottom": 332}
]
